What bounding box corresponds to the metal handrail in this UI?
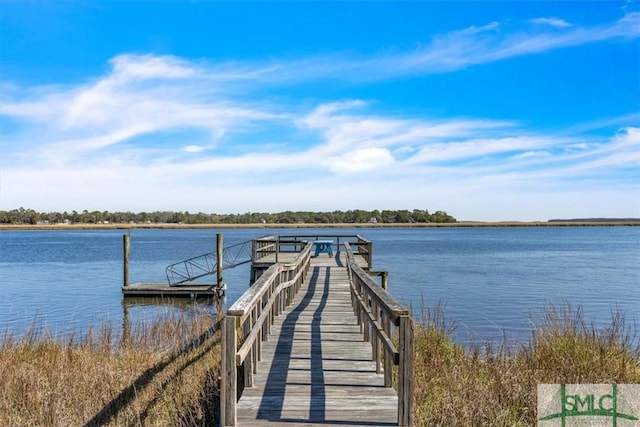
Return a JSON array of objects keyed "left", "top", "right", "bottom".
[{"left": 165, "top": 240, "right": 253, "bottom": 286}]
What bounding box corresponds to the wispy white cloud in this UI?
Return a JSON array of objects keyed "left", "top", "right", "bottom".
[
  {"left": 276, "top": 11, "right": 639, "bottom": 81},
  {"left": 301, "top": 101, "right": 516, "bottom": 158},
  {"left": 183, "top": 145, "right": 208, "bottom": 153},
  {"left": 327, "top": 148, "right": 396, "bottom": 173},
  {"left": 109, "top": 54, "right": 197, "bottom": 80},
  {"left": 384, "top": 12, "right": 638, "bottom": 76},
  {"left": 2, "top": 54, "right": 286, "bottom": 168},
  {"left": 530, "top": 17, "right": 573, "bottom": 28},
  {"left": 512, "top": 151, "right": 553, "bottom": 160},
  {"left": 78, "top": 12, "right": 636, "bottom": 87}
]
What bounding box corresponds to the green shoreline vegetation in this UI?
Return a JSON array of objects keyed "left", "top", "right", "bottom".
[
  {"left": 1, "top": 304, "right": 638, "bottom": 426},
  {"left": 2, "top": 208, "right": 639, "bottom": 230},
  {"left": 2, "top": 221, "right": 639, "bottom": 231},
  {"left": 0, "top": 208, "right": 457, "bottom": 227}
]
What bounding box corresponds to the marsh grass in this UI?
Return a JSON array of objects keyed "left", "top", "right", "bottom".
[
  {"left": 1, "top": 303, "right": 638, "bottom": 426},
  {"left": 0, "top": 311, "right": 221, "bottom": 426},
  {"left": 413, "top": 303, "right": 640, "bottom": 426}
]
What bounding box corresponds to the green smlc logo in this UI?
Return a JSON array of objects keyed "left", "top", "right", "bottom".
[{"left": 539, "top": 384, "right": 639, "bottom": 426}]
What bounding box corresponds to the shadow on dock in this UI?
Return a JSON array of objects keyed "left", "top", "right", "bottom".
[{"left": 257, "top": 266, "right": 329, "bottom": 422}]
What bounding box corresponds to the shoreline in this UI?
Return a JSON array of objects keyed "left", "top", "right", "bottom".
[{"left": 1, "top": 221, "right": 639, "bottom": 230}]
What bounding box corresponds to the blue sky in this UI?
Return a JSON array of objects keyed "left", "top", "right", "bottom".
[{"left": 1, "top": 1, "right": 638, "bottom": 221}]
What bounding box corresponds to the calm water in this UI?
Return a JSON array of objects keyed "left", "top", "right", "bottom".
[{"left": 1, "top": 227, "right": 638, "bottom": 345}]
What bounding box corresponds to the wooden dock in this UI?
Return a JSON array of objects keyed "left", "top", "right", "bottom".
[
  {"left": 236, "top": 256, "right": 398, "bottom": 425},
  {"left": 222, "top": 235, "right": 414, "bottom": 426},
  {"left": 119, "top": 233, "right": 412, "bottom": 425}
]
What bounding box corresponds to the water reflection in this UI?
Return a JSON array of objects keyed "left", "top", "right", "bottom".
[{"left": 121, "top": 295, "right": 225, "bottom": 345}]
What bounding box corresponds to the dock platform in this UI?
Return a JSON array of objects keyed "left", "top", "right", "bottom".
[{"left": 122, "top": 283, "right": 217, "bottom": 298}]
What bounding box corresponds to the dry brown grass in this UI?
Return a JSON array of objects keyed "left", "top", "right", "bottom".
[
  {"left": 0, "top": 311, "right": 221, "bottom": 426},
  {"left": 2, "top": 303, "right": 638, "bottom": 426},
  {"left": 412, "top": 303, "right": 640, "bottom": 426}
]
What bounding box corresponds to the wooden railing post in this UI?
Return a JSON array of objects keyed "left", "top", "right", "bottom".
[
  {"left": 363, "top": 291, "right": 370, "bottom": 343},
  {"left": 398, "top": 315, "right": 414, "bottom": 427},
  {"left": 383, "top": 314, "right": 393, "bottom": 387},
  {"left": 222, "top": 315, "right": 238, "bottom": 426},
  {"left": 380, "top": 271, "right": 388, "bottom": 291},
  {"left": 372, "top": 299, "right": 380, "bottom": 373},
  {"left": 251, "top": 239, "right": 256, "bottom": 264},
  {"left": 243, "top": 312, "right": 253, "bottom": 389}
]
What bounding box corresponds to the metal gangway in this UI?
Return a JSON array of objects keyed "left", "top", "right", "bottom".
[{"left": 165, "top": 239, "right": 253, "bottom": 286}]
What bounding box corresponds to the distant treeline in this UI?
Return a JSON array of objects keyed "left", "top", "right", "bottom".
[
  {"left": 548, "top": 218, "right": 640, "bottom": 223},
  {"left": 1, "top": 207, "right": 456, "bottom": 225}
]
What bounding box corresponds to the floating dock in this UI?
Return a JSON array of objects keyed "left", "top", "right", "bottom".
[{"left": 122, "top": 283, "right": 217, "bottom": 298}]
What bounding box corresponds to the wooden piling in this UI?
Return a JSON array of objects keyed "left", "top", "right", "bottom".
[{"left": 123, "top": 234, "right": 130, "bottom": 288}]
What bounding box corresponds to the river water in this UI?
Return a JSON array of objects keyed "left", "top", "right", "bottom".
[{"left": 1, "top": 226, "right": 638, "bottom": 346}]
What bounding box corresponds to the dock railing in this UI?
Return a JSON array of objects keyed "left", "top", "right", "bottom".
[
  {"left": 221, "top": 241, "right": 312, "bottom": 426},
  {"left": 257, "top": 234, "right": 373, "bottom": 269},
  {"left": 252, "top": 235, "right": 278, "bottom": 263},
  {"left": 344, "top": 242, "right": 415, "bottom": 426}
]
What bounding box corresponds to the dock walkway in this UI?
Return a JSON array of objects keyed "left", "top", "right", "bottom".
[
  {"left": 222, "top": 235, "right": 413, "bottom": 427},
  {"left": 236, "top": 255, "right": 398, "bottom": 426}
]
